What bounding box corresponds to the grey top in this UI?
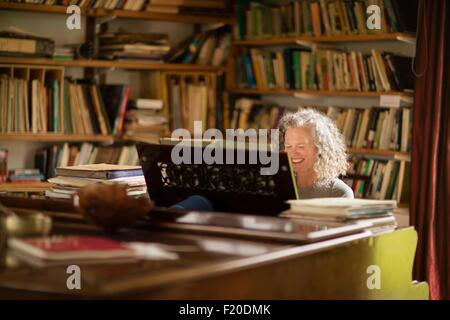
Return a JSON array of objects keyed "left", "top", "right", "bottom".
[{"left": 298, "top": 178, "right": 354, "bottom": 199}]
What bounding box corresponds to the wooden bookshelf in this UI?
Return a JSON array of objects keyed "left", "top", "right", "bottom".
[
  {"left": 347, "top": 148, "right": 411, "bottom": 161},
  {"left": 0, "top": 133, "right": 115, "bottom": 143},
  {"left": 0, "top": 181, "right": 51, "bottom": 193},
  {"left": 230, "top": 88, "right": 413, "bottom": 98},
  {"left": 0, "top": 57, "right": 227, "bottom": 72},
  {"left": 233, "top": 33, "right": 416, "bottom": 45},
  {"left": 0, "top": 2, "right": 236, "bottom": 25}
]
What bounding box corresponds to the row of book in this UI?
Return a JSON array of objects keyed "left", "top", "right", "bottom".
[
  {"left": 14, "top": 0, "right": 148, "bottom": 10},
  {"left": 0, "top": 74, "right": 131, "bottom": 135},
  {"left": 165, "top": 74, "right": 217, "bottom": 133},
  {"left": 35, "top": 142, "right": 140, "bottom": 179},
  {"left": 0, "top": 75, "right": 60, "bottom": 133},
  {"left": 344, "top": 157, "right": 409, "bottom": 201},
  {"left": 228, "top": 100, "right": 411, "bottom": 152},
  {"left": 326, "top": 106, "right": 412, "bottom": 152},
  {"left": 46, "top": 163, "right": 147, "bottom": 200},
  {"left": 65, "top": 81, "right": 130, "bottom": 135},
  {"left": 235, "top": 48, "right": 413, "bottom": 92},
  {"left": 11, "top": 0, "right": 229, "bottom": 12},
  {"left": 230, "top": 98, "right": 286, "bottom": 131},
  {"left": 236, "top": 0, "right": 417, "bottom": 40}
]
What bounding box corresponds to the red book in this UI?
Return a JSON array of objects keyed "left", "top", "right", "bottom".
[
  {"left": 117, "top": 85, "right": 131, "bottom": 133},
  {"left": 8, "top": 236, "right": 136, "bottom": 261}
]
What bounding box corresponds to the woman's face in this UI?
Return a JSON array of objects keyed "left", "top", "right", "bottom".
[{"left": 284, "top": 127, "right": 318, "bottom": 177}]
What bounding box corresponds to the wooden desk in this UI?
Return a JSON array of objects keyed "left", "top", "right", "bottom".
[{"left": 0, "top": 197, "right": 428, "bottom": 299}]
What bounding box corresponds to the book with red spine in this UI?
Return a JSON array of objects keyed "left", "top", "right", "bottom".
[{"left": 8, "top": 236, "right": 136, "bottom": 261}]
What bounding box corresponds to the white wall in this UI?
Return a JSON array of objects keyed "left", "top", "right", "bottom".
[{"left": 0, "top": 10, "right": 195, "bottom": 169}]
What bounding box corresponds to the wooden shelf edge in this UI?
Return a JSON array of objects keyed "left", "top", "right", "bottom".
[
  {"left": 0, "top": 133, "right": 115, "bottom": 142},
  {"left": 0, "top": 133, "right": 163, "bottom": 144},
  {"left": 233, "top": 33, "right": 416, "bottom": 45},
  {"left": 94, "top": 8, "right": 235, "bottom": 25},
  {"left": 229, "top": 88, "right": 413, "bottom": 97},
  {"left": 0, "top": 3, "right": 236, "bottom": 25},
  {"left": 0, "top": 181, "right": 52, "bottom": 192},
  {"left": 0, "top": 56, "right": 226, "bottom": 72},
  {"left": 120, "top": 134, "right": 161, "bottom": 144},
  {"left": 348, "top": 148, "right": 411, "bottom": 160}
]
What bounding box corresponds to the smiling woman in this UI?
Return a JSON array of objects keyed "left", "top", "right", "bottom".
[{"left": 278, "top": 109, "right": 354, "bottom": 199}]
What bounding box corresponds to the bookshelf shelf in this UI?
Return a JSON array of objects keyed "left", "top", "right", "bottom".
[
  {"left": 233, "top": 33, "right": 416, "bottom": 45},
  {"left": 0, "top": 133, "right": 115, "bottom": 143},
  {"left": 0, "top": 56, "right": 227, "bottom": 72},
  {"left": 347, "top": 148, "right": 411, "bottom": 161},
  {"left": 0, "top": 3, "right": 236, "bottom": 25},
  {"left": 230, "top": 88, "right": 413, "bottom": 98},
  {"left": 0, "top": 181, "right": 52, "bottom": 193}
]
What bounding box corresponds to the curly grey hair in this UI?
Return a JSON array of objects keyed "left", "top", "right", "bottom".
[{"left": 277, "top": 108, "right": 348, "bottom": 187}]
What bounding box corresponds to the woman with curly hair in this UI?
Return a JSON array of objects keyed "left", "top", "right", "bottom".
[{"left": 278, "top": 108, "right": 354, "bottom": 199}]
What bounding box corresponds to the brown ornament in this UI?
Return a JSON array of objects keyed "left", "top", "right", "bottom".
[{"left": 75, "top": 184, "right": 154, "bottom": 231}]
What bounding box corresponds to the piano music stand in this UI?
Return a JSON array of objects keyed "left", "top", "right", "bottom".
[{"left": 136, "top": 141, "right": 298, "bottom": 216}]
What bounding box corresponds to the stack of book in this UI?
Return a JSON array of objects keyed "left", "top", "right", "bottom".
[
  {"left": 281, "top": 198, "right": 398, "bottom": 233},
  {"left": 326, "top": 106, "right": 412, "bottom": 152},
  {"left": 3, "top": 0, "right": 231, "bottom": 13},
  {"left": 0, "top": 27, "right": 54, "bottom": 58},
  {"left": 164, "top": 25, "right": 232, "bottom": 66},
  {"left": 53, "top": 46, "right": 75, "bottom": 61},
  {"left": 125, "top": 99, "right": 168, "bottom": 140},
  {"left": 345, "top": 157, "right": 409, "bottom": 201},
  {"left": 231, "top": 98, "right": 287, "bottom": 131},
  {"left": 7, "top": 169, "right": 44, "bottom": 183},
  {"left": 146, "top": 0, "right": 230, "bottom": 15},
  {"left": 35, "top": 143, "right": 140, "bottom": 179},
  {"left": 236, "top": 0, "right": 417, "bottom": 39},
  {"left": 235, "top": 48, "right": 414, "bottom": 92},
  {"left": 46, "top": 164, "right": 147, "bottom": 200},
  {"left": 98, "top": 30, "right": 170, "bottom": 62}
]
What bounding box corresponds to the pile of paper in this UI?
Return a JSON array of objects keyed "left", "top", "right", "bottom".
[{"left": 281, "top": 198, "right": 398, "bottom": 232}]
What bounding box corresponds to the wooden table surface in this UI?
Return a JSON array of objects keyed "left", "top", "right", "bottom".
[{"left": 0, "top": 196, "right": 428, "bottom": 299}]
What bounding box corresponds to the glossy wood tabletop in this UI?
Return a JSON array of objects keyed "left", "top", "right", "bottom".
[{"left": 0, "top": 196, "right": 427, "bottom": 299}]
